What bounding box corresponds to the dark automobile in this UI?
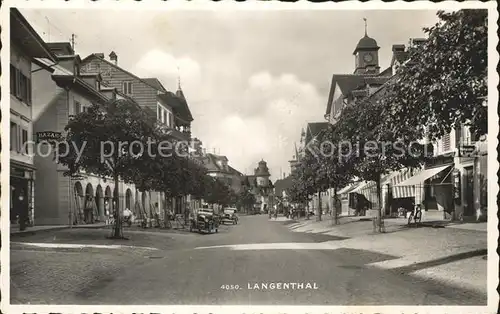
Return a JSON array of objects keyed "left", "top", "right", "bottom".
[
  {"left": 221, "top": 208, "right": 238, "bottom": 225},
  {"left": 189, "top": 208, "right": 219, "bottom": 234}
]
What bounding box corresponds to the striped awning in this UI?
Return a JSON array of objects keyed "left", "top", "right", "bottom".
[
  {"left": 392, "top": 164, "right": 453, "bottom": 199},
  {"left": 357, "top": 172, "right": 400, "bottom": 200},
  {"left": 392, "top": 168, "right": 418, "bottom": 199}
]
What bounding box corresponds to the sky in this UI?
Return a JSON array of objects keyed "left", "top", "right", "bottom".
[{"left": 20, "top": 8, "right": 439, "bottom": 180}]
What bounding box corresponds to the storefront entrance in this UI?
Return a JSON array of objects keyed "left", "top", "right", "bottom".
[
  {"left": 10, "top": 176, "right": 29, "bottom": 229},
  {"left": 464, "top": 166, "right": 474, "bottom": 216}
]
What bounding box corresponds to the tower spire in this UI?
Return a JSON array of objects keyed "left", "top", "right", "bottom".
[
  {"left": 363, "top": 18, "right": 367, "bottom": 36},
  {"left": 177, "top": 65, "right": 181, "bottom": 90}
]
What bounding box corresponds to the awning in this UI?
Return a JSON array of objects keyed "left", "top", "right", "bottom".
[
  {"left": 394, "top": 164, "right": 452, "bottom": 187},
  {"left": 338, "top": 182, "right": 362, "bottom": 195},
  {"left": 350, "top": 181, "right": 370, "bottom": 194}
]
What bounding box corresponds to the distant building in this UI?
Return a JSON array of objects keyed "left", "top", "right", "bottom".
[
  {"left": 243, "top": 160, "right": 273, "bottom": 213},
  {"left": 198, "top": 153, "right": 244, "bottom": 194}
]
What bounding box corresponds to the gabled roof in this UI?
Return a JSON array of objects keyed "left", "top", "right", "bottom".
[
  {"left": 81, "top": 53, "right": 165, "bottom": 92},
  {"left": 200, "top": 153, "right": 230, "bottom": 173},
  {"left": 325, "top": 73, "right": 392, "bottom": 115},
  {"left": 158, "top": 92, "right": 194, "bottom": 123},
  {"left": 142, "top": 78, "right": 167, "bottom": 92},
  {"left": 10, "top": 9, "right": 57, "bottom": 62},
  {"left": 305, "top": 122, "right": 329, "bottom": 143}
]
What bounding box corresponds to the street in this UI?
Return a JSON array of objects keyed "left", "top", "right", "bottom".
[{"left": 10, "top": 215, "right": 486, "bottom": 305}]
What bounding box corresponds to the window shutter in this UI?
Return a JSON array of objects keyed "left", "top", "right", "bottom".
[
  {"left": 17, "top": 125, "right": 22, "bottom": 153},
  {"left": 27, "top": 77, "right": 32, "bottom": 105},
  {"left": 15, "top": 68, "right": 21, "bottom": 98},
  {"left": 442, "top": 132, "right": 451, "bottom": 152},
  {"left": 10, "top": 65, "right": 17, "bottom": 96}
]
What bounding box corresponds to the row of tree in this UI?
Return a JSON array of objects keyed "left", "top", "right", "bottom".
[
  {"left": 286, "top": 10, "right": 487, "bottom": 231},
  {"left": 57, "top": 99, "right": 236, "bottom": 238}
]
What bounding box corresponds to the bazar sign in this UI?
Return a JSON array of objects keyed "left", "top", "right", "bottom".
[
  {"left": 459, "top": 145, "right": 475, "bottom": 157},
  {"left": 36, "top": 131, "right": 62, "bottom": 142}
]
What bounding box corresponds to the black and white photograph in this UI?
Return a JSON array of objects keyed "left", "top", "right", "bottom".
[{"left": 1, "top": 1, "right": 497, "bottom": 313}]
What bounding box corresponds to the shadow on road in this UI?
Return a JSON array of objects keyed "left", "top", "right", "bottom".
[{"left": 390, "top": 249, "right": 488, "bottom": 274}]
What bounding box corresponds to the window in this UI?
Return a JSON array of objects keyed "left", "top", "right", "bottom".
[
  {"left": 163, "top": 110, "right": 168, "bottom": 126},
  {"left": 122, "top": 81, "right": 133, "bottom": 95},
  {"left": 21, "top": 129, "right": 28, "bottom": 154},
  {"left": 10, "top": 122, "right": 18, "bottom": 152},
  {"left": 74, "top": 101, "right": 82, "bottom": 115},
  {"left": 157, "top": 106, "right": 161, "bottom": 121},
  {"left": 10, "top": 64, "right": 31, "bottom": 105}
]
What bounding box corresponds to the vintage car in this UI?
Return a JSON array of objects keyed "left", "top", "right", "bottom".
[
  {"left": 190, "top": 208, "right": 219, "bottom": 234},
  {"left": 221, "top": 208, "right": 238, "bottom": 225}
]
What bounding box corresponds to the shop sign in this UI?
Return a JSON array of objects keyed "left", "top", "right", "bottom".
[
  {"left": 459, "top": 145, "right": 476, "bottom": 157},
  {"left": 36, "top": 131, "right": 62, "bottom": 143}
]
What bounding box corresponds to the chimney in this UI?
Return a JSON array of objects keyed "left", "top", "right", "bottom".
[
  {"left": 392, "top": 44, "right": 405, "bottom": 52},
  {"left": 94, "top": 53, "right": 105, "bottom": 59},
  {"left": 410, "top": 38, "right": 427, "bottom": 47},
  {"left": 109, "top": 51, "right": 117, "bottom": 65}
]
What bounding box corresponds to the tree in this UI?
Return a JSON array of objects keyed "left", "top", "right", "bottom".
[
  {"left": 58, "top": 99, "right": 158, "bottom": 239},
  {"left": 314, "top": 125, "right": 354, "bottom": 224},
  {"left": 336, "top": 93, "right": 429, "bottom": 232},
  {"left": 382, "top": 9, "right": 487, "bottom": 141}
]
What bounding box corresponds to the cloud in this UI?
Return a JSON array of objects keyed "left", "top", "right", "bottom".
[
  {"left": 201, "top": 71, "right": 324, "bottom": 178},
  {"left": 132, "top": 49, "right": 202, "bottom": 91}
]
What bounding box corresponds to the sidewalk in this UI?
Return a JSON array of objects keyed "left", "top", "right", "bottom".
[
  {"left": 284, "top": 216, "right": 488, "bottom": 295},
  {"left": 8, "top": 223, "right": 106, "bottom": 236}
]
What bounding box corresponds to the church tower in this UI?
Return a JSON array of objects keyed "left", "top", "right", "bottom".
[{"left": 353, "top": 19, "right": 380, "bottom": 75}]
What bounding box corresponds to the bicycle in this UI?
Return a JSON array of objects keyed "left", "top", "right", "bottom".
[{"left": 407, "top": 205, "right": 422, "bottom": 226}]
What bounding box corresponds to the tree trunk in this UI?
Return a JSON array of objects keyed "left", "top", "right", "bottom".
[
  {"left": 317, "top": 190, "right": 322, "bottom": 221},
  {"left": 111, "top": 172, "right": 123, "bottom": 238},
  {"left": 333, "top": 186, "right": 338, "bottom": 225},
  {"left": 376, "top": 173, "right": 383, "bottom": 233}
]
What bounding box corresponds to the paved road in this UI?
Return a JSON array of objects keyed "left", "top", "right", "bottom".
[{"left": 10, "top": 215, "right": 486, "bottom": 305}]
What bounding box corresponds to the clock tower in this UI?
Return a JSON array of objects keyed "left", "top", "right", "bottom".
[{"left": 353, "top": 19, "right": 380, "bottom": 75}]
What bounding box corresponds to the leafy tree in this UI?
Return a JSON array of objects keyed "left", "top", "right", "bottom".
[
  {"left": 382, "top": 9, "right": 487, "bottom": 141},
  {"left": 336, "top": 93, "right": 429, "bottom": 232},
  {"left": 313, "top": 125, "right": 354, "bottom": 224},
  {"left": 236, "top": 189, "right": 256, "bottom": 213},
  {"left": 58, "top": 99, "right": 158, "bottom": 239}
]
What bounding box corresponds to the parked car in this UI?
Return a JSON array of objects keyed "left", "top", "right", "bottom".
[
  {"left": 221, "top": 208, "right": 238, "bottom": 225},
  {"left": 190, "top": 208, "right": 219, "bottom": 234}
]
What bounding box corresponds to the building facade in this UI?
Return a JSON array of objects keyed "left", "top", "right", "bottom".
[
  {"left": 324, "top": 31, "right": 487, "bottom": 221},
  {"left": 198, "top": 153, "right": 244, "bottom": 195},
  {"left": 31, "top": 42, "right": 141, "bottom": 225},
  {"left": 9, "top": 9, "right": 57, "bottom": 229},
  {"left": 79, "top": 52, "right": 194, "bottom": 220},
  {"left": 244, "top": 160, "right": 273, "bottom": 213}
]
